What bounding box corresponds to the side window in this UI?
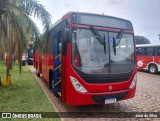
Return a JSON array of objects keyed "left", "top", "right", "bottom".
[
  {"left": 47, "top": 32, "right": 54, "bottom": 54},
  {"left": 137, "top": 47, "right": 143, "bottom": 55},
  {"left": 147, "top": 47, "right": 155, "bottom": 56},
  {"left": 144, "top": 47, "right": 148, "bottom": 56},
  {"left": 156, "top": 47, "right": 160, "bottom": 56},
  {"left": 42, "top": 35, "right": 47, "bottom": 53}
]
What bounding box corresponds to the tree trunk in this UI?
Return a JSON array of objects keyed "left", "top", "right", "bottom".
[
  {"left": 6, "top": 23, "right": 13, "bottom": 77},
  {"left": 16, "top": 28, "right": 22, "bottom": 73},
  {"left": 2, "top": 53, "right": 4, "bottom": 60},
  {"left": 0, "top": 53, "right": 3, "bottom": 61}
]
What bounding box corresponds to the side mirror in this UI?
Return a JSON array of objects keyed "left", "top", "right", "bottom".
[{"left": 136, "top": 48, "right": 142, "bottom": 52}]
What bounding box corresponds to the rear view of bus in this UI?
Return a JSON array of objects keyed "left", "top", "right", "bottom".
[{"left": 65, "top": 12, "right": 137, "bottom": 106}]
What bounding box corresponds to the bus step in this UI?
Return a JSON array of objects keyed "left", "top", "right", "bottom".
[
  {"left": 57, "top": 92, "right": 61, "bottom": 97},
  {"left": 58, "top": 77, "right": 61, "bottom": 79},
  {"left": 55, "top": 80, "right": 61, "bottom": 85}
]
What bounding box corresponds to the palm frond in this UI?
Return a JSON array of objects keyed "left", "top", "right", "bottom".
[
  {"left": 19, "top": 0, "right": 51, "bottom": 32},
  {"left": 7, "top": 11, "right": 28, "bottom": 73},
  {"left": 0, "top": 0, "right": 51, "bottom": 77}
]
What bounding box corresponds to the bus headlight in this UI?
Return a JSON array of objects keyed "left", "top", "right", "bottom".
[
  {"left": 70, "top": 76, "right": 87, "bottom": 93},
  {"left": 129, "top": 74, "right": 137, "bottom": 89}
]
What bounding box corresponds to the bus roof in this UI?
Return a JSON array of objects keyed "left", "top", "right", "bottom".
[
  {"left": 49, "top": 11, "right": 133, "bottom": 31},
  {"left": 66, "top": 11, "right": 132, "bottom": 22},
  {"left": 136, "top": 43, "right": 160, "bottom": 47}
]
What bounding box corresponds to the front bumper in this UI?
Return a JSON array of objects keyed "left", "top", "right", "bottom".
[{"left": 66, "top": 86, "right": 136, "bottom": 106}]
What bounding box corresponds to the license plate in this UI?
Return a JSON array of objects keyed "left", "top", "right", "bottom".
[{"left": 105, "top": 98, "right": 117, "bottom": 104}]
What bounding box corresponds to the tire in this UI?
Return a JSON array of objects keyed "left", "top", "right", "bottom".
[
  {"left": 36, "top": 64, "right": 40, "bottom": 77},
  {"left": 149, "top": 64, "right": 158, "bottom": 74},
  {"left": 49, "top": 71, "right": 59, "bottom": 97},
  {"left": 49, "top": 72, "right": 53, "bottom": 89}
]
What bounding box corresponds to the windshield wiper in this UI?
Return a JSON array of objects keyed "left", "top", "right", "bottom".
[
  {"left": 116, "top": 29, "right": 124, "bottom": 46},
  {"left": 113, "top": 29, "right": 124, "bottom": 56},
  {"left": 90, "top": 26, "right": 106, "bottom": 53}
]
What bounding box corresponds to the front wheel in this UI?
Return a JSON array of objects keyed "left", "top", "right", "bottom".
[
  {"left": 50, "top": 73, "right": 59, "bottom": 97},
  {"left": 149, "top": 64, "right": 158, "bottom": 74},
  {"left": 36, "top": 64, "right": 40, "bottom": 77}
]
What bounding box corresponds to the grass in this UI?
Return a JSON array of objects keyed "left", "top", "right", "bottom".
[{"left": 0, "top": 61, "right": 60, "bottom": 121}]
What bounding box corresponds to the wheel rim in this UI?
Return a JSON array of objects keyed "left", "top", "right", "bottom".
[
  {"left": 52, "top": 79, "right": 54, "bottom": 90},
  {"left": 150, "top": 66, "right": 156, "bottom": 73},
  {"left": 36, "top": 68, "right": 38, "bottom": 74},
  {"left": 52, "top": 81, "right": 54, "bottom": 91}
]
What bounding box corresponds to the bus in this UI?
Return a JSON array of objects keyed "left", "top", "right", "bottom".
[
  {"left": 34, "top": 12, "right": 137, "bottom": 106},
  {"left": 27, "top": 48, "right": 33, "bottom": 65},
  {"left": 136, "top": 44, "right": 160, "bottom": 74},
  {"left": 27, "top": 44, "right": 33, "bottom": 65}
]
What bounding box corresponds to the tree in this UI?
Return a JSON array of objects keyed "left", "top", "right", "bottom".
[
  {"left": 135, "top": 35, "right": 151, "bottom": 45},
  {"left": 0, "top": 0, "right": 51, "bottom": 85},
  {"left": 0, "top": 36, "right": 5, "bottom": 60}
]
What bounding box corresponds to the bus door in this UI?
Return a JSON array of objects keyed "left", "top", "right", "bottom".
[{"left": 53, "top": 32, "right": 62, "bottom": 96}]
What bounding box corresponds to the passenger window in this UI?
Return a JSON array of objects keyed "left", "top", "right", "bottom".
[
  {"left": 144, "top": 47, "right": 148, "bottom": 56},
  {"left": 147, "top": 47, "right": 155, "bottom": 56},
  {"left": 48, "top": 32, "right": 54, "bottom": 54},
  {"left": 157, "top": 47, "right": 160, "bottom": 56},
  {"left": 137, "top": 47, "right": 143, "bottom": 55},
  {"left": 42, "top": 35, "right": 47, "bottom": 53}
]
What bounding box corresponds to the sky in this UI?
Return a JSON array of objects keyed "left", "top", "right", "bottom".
[{"left": 33, "top": 0, "right": 160, "bottom": 43}]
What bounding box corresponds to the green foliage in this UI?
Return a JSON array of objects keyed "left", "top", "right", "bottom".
[
  {"left": 0, "top": 62, "right": 60, "bottom": 121},
  {"left": 19, "top": 0, "right": 51, "bottom": 32},
  {"left": 135, "top": 35, "right": 151, "bottom": 45},
  {"left": 0, "top": 0, "right": 51, "bottom": 76}
]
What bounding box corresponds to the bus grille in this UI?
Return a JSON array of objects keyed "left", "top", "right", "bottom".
[{"left": 83, "top": 76, "right": 130, "bottom": 84}]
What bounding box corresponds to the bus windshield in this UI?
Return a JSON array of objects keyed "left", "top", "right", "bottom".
[{"left": 72, "top": 28, "right": 135, "bottom": 75}]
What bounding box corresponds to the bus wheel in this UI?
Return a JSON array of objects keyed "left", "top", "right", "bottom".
[
  {"left": 49, "top": 71, "right": 59, "bottom": 97},
  {"left": 36, "top": 64, "right": 40, "bottom": 77},
  {"left": 149, "top": 64, "right": 158, "bottom": 74},
  {"left": 49, "top": 71, "right": 53, "bottom": 89}
]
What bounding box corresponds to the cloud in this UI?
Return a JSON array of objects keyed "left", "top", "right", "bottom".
[
  {"left": 64, "top": 0, "right": 70, "bottom": 7},
  {"left": 35, "top": 0, "right": 160, "bottom": 43},
  {"left": 106, "top": 0, "right": 126, "bottom": 5}
]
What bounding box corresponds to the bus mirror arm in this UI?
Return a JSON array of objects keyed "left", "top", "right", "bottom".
[
  {"left": 113, "top": 37, "right": 117, "bottom": 56},
  {"left": 64, "top": 28, "right": 69, "bottom": 42}
]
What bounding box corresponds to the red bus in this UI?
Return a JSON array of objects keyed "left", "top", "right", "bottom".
[
  {"left": 34, "top": 12, "right": 137, "bottom": 106},
  {"left": 136, "top": 44, "right": 160, "bottom": 74}
]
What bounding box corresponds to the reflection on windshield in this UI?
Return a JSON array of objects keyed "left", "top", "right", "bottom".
[{"left": 72, "top": 29, "right": 135, "bottom": 75}]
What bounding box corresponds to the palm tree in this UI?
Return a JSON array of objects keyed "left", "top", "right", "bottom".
[
  {"left": 0, "top": 0, "right": 51, "bottom": 84},
  {"left": 0, "top": 36, "right": 5, "bottom": 60}
]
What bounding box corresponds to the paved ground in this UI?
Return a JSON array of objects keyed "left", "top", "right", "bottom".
[{"left": 28, "top": 66, "right": 160, "bottom": 121}]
